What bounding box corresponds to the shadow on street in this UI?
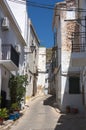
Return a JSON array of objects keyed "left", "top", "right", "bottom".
[
  {"left": 43, "top": 94, "right": 57, "bottom": 107},
  {"left": 43, "top": 95, "right": 86, "bottom": 130},
  {"left": 54, "top": 113, "right": 86, "bottom": 130}
]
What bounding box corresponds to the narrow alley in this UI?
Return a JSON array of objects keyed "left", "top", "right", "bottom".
[
  {"left": 9, "top": 95, "right": 59, "bottom": 130},
  {"left": 9, "top": 95, "right": 86, "bottom": 130}
]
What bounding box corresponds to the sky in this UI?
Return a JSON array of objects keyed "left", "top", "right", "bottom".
[{"left": 27, "top": 0, "right": 64, "bottom": 48}]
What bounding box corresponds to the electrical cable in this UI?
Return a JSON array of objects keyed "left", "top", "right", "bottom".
[
  {"left": 8, "top": 0, "right": 86, "bottom": 46},
  {"left": 8, "top": 0, "right": 86, "bottom": 12},
  {"left": 8, "top": 0, "right": 55, "bottom": 9}
]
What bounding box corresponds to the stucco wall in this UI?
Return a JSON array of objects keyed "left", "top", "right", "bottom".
[
  {"left": 37, "top": 47, "right": 46, "bottom": 95},
  {"left": 54, "top": 1, "right": 84, "bottom": 112},
  {"left": 6, "top": 0, "right": 28, "bottom": 42},
  {"left": 0, "top": 2, "right": 25, "bottom": 106}
]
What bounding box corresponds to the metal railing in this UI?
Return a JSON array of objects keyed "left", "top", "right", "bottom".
[
  {"left": 72, "top": 32, "right": 86, "bottom": 52},
  {"left": 72, "top": 43, "right": 86, "bottom": 52},
  {"left": 2, "top": 44, "right": 19, "bottom": 67}
]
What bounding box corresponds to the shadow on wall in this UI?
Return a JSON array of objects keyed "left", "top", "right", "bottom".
[{"left": 1, "top": 90, "right": 6, "bottom": 108}]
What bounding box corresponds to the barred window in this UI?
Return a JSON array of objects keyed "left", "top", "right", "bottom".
[{"left": 69, "top": 77, "right": 80, "bottom": 94}]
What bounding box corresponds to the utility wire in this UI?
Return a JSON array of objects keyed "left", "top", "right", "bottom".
[
  {"left": 26, "top": 0, "right": 54, "bottom": 7},
  {"left": 8, "top": 0, "right": 86, "bottom": 28},
  {"left": 8, "top": 0, "right": 54, "bottom": 8},
  {"left": 8, "top": 0, "right": 86, "bottom": 12}
]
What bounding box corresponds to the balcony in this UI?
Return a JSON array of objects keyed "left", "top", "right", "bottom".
[
  {"left": 71, "top": 32, "right": 86, "bottom": 67},
  {"left": 0, "top": 44, "right": 19, "bottom": 71}
]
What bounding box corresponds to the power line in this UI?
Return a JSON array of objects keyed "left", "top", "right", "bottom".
[
  {"left": 26, "top": 0, "right": 54, "bottom": 7},
  {"left": 8, "top": 0, "right": 68, "bottom": 11},
  {"left": 8, "top": 0, "right": 55, "bottom": 9},
  {"left": 8, "top": 0, "right": 86, "bottom": 12}
]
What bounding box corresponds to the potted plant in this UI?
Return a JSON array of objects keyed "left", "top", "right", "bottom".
[
  {"left": 9, "top": 75, "right": 28, "bottom": 105},
  {"left": 0, "top": 108, "right": 8, "bottom": 125},
  {"left": 11, "top": 103, "right": 20, "bottom": 112},
  {"left": 9, "top": 103, "right": 20, "bottom": 120},
  {"left": 71, "top": 107, "right": 79, "bottom": 114},
  {"left": 9, "top": 74, "right": 28, "bottom": 120}
]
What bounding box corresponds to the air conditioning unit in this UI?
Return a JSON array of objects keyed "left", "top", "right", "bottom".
[
  {"left": 15, "top": 44, "right": 21, "bottom": 53},
  {"left": 2, "top": 17, "right": 9, "bottom": 30}
]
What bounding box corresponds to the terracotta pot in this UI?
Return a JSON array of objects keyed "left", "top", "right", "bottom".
[
  {"left": 66, "top": 106, "right": 71, "bottom": 113},
  {"left": 72, "top": 108, "right": 78, "bottom": 114},
  {"left": 0, "top": 118, "right": 3, "bottom": 125}
]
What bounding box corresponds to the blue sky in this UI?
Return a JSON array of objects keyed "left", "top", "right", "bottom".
[{"left": 28, "top": 0, "right": 64, "bottom": 48}]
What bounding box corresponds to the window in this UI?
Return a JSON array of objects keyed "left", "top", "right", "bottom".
[
  {"left": 69, "top": 77, "right": 80, "bottom": 94},
  {"left": 66, "top": 11, "right": 75, "bottom": 20}
]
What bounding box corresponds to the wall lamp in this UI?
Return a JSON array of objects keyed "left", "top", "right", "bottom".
[
  {"left": 24, "top": 43, "right": 36, "bottom": 54},
  {"left": 30, "top": 43, "right": 36, "bottom": 53}
]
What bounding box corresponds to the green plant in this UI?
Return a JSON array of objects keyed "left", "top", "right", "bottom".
[
  {"left": 9, "top": 74, "right": 28, "bottom": 105},
  {"left": 0, "top": 96, "right": 1, "bottom": 107},
  {"left": 0, "top": 108, "right": 8, "bottom": 119},
  {"left": 11, "top": 103, "right": 20, "bottom": 111}
]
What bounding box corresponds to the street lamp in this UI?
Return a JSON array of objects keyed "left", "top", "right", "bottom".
[
  {"left": 24, "top": 42, "right": 36, "bottom": 54},
  {"left": 30, "top": 43, "right": 36, "bottom": 53}
]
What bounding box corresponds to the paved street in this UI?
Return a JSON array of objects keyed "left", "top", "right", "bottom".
[
  {"left": 9, "top": 95, "right": 86, "bottom": 130},
  {"left": 9, "top": 95, "right": 60, "bottom": 130}
]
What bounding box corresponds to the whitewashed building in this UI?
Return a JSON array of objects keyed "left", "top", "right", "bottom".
[
  {"left": 6, "top": 0, "right": 28, "bottom": 42},
  {"left": 52, "top": 0, "right": 86, "bottom": 112},
  {"left": 45, "top": 63, "right": 50, "bottom": 95},
  {"left": 6, "top": 0, "right": 40, "bottom": 104},
  {"left": 6, "top": 0, "right": 28, "bottom": 75},
  {"left": 25, "top": 19, "right": 40, "bottom": 103},
  {"left": 37, "top": 47, "right": 46, "bottom": 95},
  {"left": 75, "top": 0, "right": 86, "bottom": 108},
  {"left": 0, "top": 0, "right": 26, "bottom": 108}
]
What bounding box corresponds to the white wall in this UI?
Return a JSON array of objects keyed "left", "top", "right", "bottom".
[
  {"left": 54, "top": 2, "right": 84, "bottom": 112},
  {"left": 0, "top": 2, "right": 25, "bottom": 103},
  {"left": 79, "top": 0, "right": 86, "bottom": 107},
  {"left": 6, "top": 0, "right": 28, "bottom": 42},
  {"left": 37, "top": 47, "right": 46, "bottom": 94},
  {"left": 25, "top": 21, "right": 39, "bottom": 101},
  {"left": 38, "top": 47, "right": 46, "bottom": 72}
]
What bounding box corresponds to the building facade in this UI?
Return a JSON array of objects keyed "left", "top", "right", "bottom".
[
  {"left": 37, "top": 47, "right": 46, "bottom": 95},
  {"left": 25, "top": 19, "right": 40, "bottom": 104},
  {"left": 52, "top": 0, "right": 86, "bottom": 112},
  {"left": 76, "top": 0, "right": 86, "bottom": 108},
  {"left": 0, "top": 0, "right": 26, "bottom": 108},
  {"left": 0, "top": 0, "right": 40, "bottom": 108},
  {"left": 6, "top": 0, "right": 40, "bottom": 105}
]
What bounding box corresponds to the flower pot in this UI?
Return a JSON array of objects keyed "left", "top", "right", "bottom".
[
  {"left": 72, "top": 108, "right": 78, "bottom": 114},
  {"left": 0, "top": 118, "right": 3, "bottom": 125},
  {"left": 66, "top": 106, "right": 71, "bottom": 113}
]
